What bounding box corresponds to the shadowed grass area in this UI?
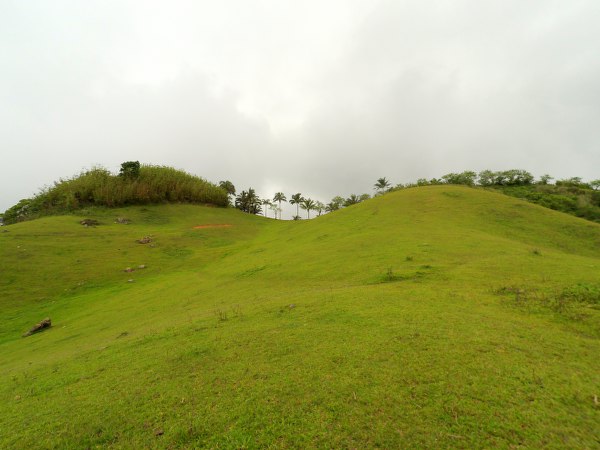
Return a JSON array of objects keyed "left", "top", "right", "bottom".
[{"left": 1, "top": 186, "right": 599, "bottom": 448}]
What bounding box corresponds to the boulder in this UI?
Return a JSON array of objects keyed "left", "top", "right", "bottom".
[{"left": 80, "top": 219, "right": 99, "bottom": 226}]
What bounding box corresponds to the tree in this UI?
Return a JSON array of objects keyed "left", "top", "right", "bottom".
[
  {"left": 273, "top": 192, "right": 287, "bottom": 219},
  {"left": 326, "top": 196, "right": 345, "bottom": 212},
  {"left": 261, "top": 199, "right": 272, "bottom": 217},
  {"left": 344, "top": 194, "right": 361, "bottom": 206},
  {"left": 235, "top": 188, "right": 262, "bottom": 214},
  {"left": 374, "top": 177, "right": 391, "bottom": 194},
  {"left": 314, "top": 201, "right": 325, "bottom": 216},
  {"left": 119, "top": 161, "right": 140, "bottom": 179},
  {"left": 268, "top": 203, "right": 280, "bottom": 219},
  {"left": 219, "top": 180, "right": 236, "bottom": 205},
  {"left": 300, "top": 198, "right": 316, "bottom": 219},
  {"left": 290, "top": 193, "right": 304, "bottom": 218},
  {"left": 442, "top": 171, "right": 477, "bottom": 186},
  {"left": 478, "top": 170, "right": 495, "bottom": 186},
  {"left": 590, "top": 180, "right": 600, "bottom": 190}
]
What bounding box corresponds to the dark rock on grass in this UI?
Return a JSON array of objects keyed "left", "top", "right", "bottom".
[
  {"left": 22, "top": 318, "right": 51, "bottom": 337},
  {"left": 115, "top": 217, "right": 131, "bottom": 224},
  {"left": 124, "top": 267, "right": 134, "bottom": 273},
  {"left": 137, "top": 236, "right": 152, "bottom": 244},
  {"left": 80, "top": 219, "right": 99, "bottom": 226}
]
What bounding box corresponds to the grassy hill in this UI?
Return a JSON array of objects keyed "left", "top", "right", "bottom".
[{"left": 1, "top": 186, "right": 599, "bottom": 448}]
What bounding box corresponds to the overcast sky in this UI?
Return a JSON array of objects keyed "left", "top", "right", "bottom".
[{"left": 1, "top": 0, "right": 599, "bottom": 213}]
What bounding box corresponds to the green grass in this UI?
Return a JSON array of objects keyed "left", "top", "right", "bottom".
[{"left": 1, "top": 185, "right": 599, "bottom": 448}]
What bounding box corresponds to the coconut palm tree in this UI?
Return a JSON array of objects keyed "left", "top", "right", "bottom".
[
  {"left": 261, "top": 199, "right": 272, "bottom": 217},
  {"left": 301, "top": 198, "right": 316, "bottom": 219},
  {"left": 273, "top": 192, "right": 287, "bottom": 219},
  {"left": 235, "top": 188, "right": 262, "bottom": 214},
  {"left": 344, "top": 194, "right": 361, "bottom": 206},
  {"left": 290, "top": 193, "right": 303, "bottom": 218},
  {"left": 314, "top": 201, "right": 325, "bottom": 216},
  {"left": 374, "top": 177, "right": 391, "bottom": 195}
]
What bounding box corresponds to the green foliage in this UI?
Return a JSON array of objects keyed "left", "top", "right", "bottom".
[
  {"left": 3, "top": 165, "right": 227, "bottom": 224},
  {"left": 218, "top": 181, "right": 236, "bottom": 205},
  {"left": 559, "top": 283, "right": 600, "bottom": 305},
  {"left": 374, "top": 177, "right": 391, "bottom": 193},
  {"left": 290, "top": 193, "right": 304, "bottom": 217},
  {"left": 442, "top": 170, "right": 477, "bottom": 186},
  {"left": 494, "top": 184, "right": 600, "bottom": 222},
  {"left": 235, "top": 188, "right": 262, "bottom": 214},
  {"left": 326, "top": 196, "right": 345, "bottom": 212},
  {"left": 300, "top": 198, "right": 316, "bottom": 219},
  {"left": 119, "top": 161, "right": 141, "bottom": 179},
  {"left": 272, "top": 192, "right": 287, "bottom": 219}
]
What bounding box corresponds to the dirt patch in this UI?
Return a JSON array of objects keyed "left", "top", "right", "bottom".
[{"left": 193, "top": 224, "right": 233, "bottom": 229}]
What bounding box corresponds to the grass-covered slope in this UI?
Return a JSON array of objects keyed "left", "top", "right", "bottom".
[{"left": 1, "top": 186, "right": 599, "bottom": 448}]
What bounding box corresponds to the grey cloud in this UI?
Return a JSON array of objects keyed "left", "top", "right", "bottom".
[{"left": 1, "top": 0, "right": 599, "bottom": 212}]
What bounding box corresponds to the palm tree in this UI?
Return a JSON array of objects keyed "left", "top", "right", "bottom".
[
  {"left": 235, "top": 188, "right": 262, "bottom": 214},
  {"left": 314, "top": 201, "right": 325, "bottom": 217},
  {"left": 344, "top": 194, "right": 361, "bottom": 206},
  {"left": 290, "top": 193, "right": 303, "bottom": 218},
  {"left": 261, "top": 199, "right": 272, "bottom": 217},
  {"left": 374, "top": 177, "right": 391, "bottom": 195},
  {"left": 273, "top": 192, "right": 287, "bottom": 219},
  {"left": 301, "top": 198, "right": 316, "bottom": 219}
]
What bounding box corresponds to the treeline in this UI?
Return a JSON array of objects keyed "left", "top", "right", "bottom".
[
  {"left": 3, "top": 165, "right": 598, "bottom": 225},
  {"left": 3, "top": 162, "right": 227, "bottom": 224},
  {"left": 220, "top": 182, "right": 375, "bottom": 220},
  {"left": 224, "top": 169, "right": 599, "bottom": 223},
  {"left": 386, "top": 170, "right": 599, "bottom": 222}
]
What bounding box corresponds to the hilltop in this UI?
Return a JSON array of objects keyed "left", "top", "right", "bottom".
[{"left": 1, "top": 186, "right": 599, "bottom": 448}]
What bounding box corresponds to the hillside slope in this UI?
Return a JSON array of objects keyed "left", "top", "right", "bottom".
[{"left": 1, "top": 186, "right": 599, "bottom": 448}]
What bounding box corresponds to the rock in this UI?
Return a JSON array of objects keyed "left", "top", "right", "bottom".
[
  {"left": 127, "top": 279, "right": 134, "bottom": 283},
  {"left": 114, "top": 217, "right": 131, "bottom": 224},
  {"left": 124, "top": 267, "right": 134, "bottom": 273},
  {"left": 80, "top": 219, "right": 99, "bottom": 226},
  {"left": 154, "top": 429, "right": 164, "bottom": 436},
  {"left": 137, "top": 236, "right": 152, "bottom": 244},
  {"left": 289, "top": 304, "right": 296, "bottom": 309},
  {"left": 22, "top": 318, "right": 52, "bottom": 337},
  {"left": 138, "top": 264, "right": 146, "bottom": 269}
]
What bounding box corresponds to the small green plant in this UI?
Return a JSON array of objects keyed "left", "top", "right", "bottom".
[
  {"left": 215, "top": 309, "right": 228, "bottom": 322},
  {"left": 405, "top": 256, "right": 414, "bottom": 261},
  {"left": 531, "top": 248, "right": 542, "bottom": 256},
  {"left": 559, "top": 283, "right": 600, "bottom": 305}
]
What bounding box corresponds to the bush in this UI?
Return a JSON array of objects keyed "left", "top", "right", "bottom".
[{"left": 3, "top": 164, "right": 228, "bottom": 224}]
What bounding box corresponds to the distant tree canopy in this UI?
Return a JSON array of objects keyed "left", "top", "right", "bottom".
[{"left": 119, "top": 161, "right": 141, "bottom": 179}]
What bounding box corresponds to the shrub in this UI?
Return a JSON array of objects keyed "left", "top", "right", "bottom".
[{"left": 3, "top": 164, "right": 228, "bottom": 224}]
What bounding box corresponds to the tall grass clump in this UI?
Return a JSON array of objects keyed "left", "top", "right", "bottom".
[{"left": 3, "top": 164, "right": 228, "bottom": 223}]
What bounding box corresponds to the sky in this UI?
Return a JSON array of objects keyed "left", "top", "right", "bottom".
[{"left": 1, "top": 0, "right": 599, "bottom": 214}]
